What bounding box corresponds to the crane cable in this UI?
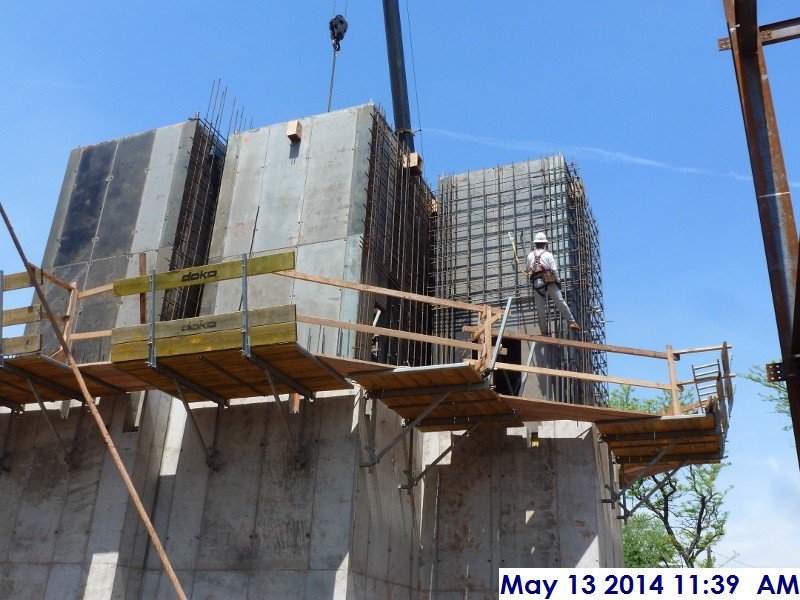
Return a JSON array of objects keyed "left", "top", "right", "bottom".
[
  {"left": 327, "top": 1, "right": 349, "bottom": 112},
  {"left": 404, "top": 0, "right": 424, "bottom": 156}
]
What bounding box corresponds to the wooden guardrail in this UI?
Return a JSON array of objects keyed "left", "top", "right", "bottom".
[
  {"left": 110, "top": 305, "right": 297, "bottom": 362},
  {"left": 113, "top": 252, "right": 296, "bottom": 296},
  {"left": 462, "top": 325, "right": 734, "bottom": 416},
  {"left": 2, "top": 265, "right": 73, "bottom": 358}
]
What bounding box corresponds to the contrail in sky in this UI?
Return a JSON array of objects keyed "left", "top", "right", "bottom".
[{"left": 426, "top": 127, "right": 800, "bottom": 189}]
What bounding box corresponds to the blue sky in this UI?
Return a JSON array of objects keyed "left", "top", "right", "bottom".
[{"left": 2, "top": 2, "right": 798, "bottom": 567}]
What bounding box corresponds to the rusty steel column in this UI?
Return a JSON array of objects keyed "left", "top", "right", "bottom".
[{"left": 723, "top": 0, "right": 800, "bottom": 463}]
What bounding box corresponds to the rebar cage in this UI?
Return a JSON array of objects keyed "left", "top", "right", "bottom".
[
  {"left": 358, "top": 109, "right": 434, "bottom": 367},
  {"left": 432, "top": 156, "right": 608, "bottom": 405},
  {"left": 161, "top": 118, "right": 227, "bottom": 322}
]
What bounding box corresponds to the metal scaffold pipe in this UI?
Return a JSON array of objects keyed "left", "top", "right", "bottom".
[{"left": 0, "top": 202, "right": 188, "bottom": 600}]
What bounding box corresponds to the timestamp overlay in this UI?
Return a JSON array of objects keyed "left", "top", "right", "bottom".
[{"left": 499, "top": 568, "right": 800, "bottom": 599}]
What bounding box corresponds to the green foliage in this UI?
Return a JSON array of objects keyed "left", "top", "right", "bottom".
[
  {"left": 622, "top": 513, "right": 677, "bottom": 567},
  {"left": 744, "top": 365, "right": 791, "bottom": 430},
  {"left": 608, "top": 385, "right": 731, "bottom": 567},
  {"left": 608, "top": 384, "right": 669, "bottom": 414}
]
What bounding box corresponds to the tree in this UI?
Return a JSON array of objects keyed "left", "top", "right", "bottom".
[
  {"left": 609, "top": 385, "right": 731, "bottom": 567},
  {"left": 622, "top": 512, "right": 677, "bottom": 567},
  {"left": 744, "top": 364, "right": 791, "bottom": 430}
]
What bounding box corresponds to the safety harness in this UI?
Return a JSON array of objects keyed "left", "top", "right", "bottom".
[{"left": 530, "top": 250, "right": 557, "bottom": 296}]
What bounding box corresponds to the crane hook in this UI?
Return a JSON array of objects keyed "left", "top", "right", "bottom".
[{"left": 329, "top": 14, "right": 348, "bottom": 52}]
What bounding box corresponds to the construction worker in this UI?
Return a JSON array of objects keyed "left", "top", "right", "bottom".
[{"left": 526, "top": 232, "right": 581, "bottom": 334}]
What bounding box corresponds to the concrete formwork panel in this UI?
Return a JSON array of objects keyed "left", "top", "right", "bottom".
[{"left": 204, "top": 105, "right": 375, "bottom": 360}]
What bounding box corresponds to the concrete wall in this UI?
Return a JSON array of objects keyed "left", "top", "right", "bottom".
[
  {"left": 0, "top": 392, "right": 175, "bottom": 600},
  {"left": 417, "top": 423, "right": 621, "bottom": 599}
]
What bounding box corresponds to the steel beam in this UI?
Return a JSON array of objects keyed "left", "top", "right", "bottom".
[
  {"left": 361, "top": 392, "right": 451, "bottom": 467},
  {"left": 602, "top": 429, "right": 719, "bottom": 443},
  {"left": 718, "top": 16, "right": 800, "bottom": 50},
  {"left": 723, "top": 0, "right": 800, "bottom": 461},
  {"left": 242, "top": 351, "right": 314, "bottom": 399},
  {"left": 292, "top": 343, "right": 352, "bottom": 390},
  {"left": 416, "top": 412, "right": 518, "bottom": 428},
  {"left": 39, "top": 354, "right": 125, "bottom": 396},
  {"left": 604, "top": 440, "right": 677, "bottom": 502},
  {"left": 618, "top": 463, "right": 687, "bottom": 520},
  {"left": 147, "top": 361, "right": 227, "bottom": 408}
]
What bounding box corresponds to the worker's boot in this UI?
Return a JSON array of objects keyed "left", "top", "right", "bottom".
[{"left": 568, "top": 321, "right": 581, "bottom": 331}]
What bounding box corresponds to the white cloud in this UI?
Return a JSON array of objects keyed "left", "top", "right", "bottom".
[{"left": 426, "top": 127, "right": 800, "bottom": 190}]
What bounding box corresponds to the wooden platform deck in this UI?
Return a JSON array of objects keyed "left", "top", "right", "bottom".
[
  {"left": 111, "top": 343, "right": 352, "bottom": 402},
  {"left": 0, "top": 355, "right": 132, "bottom": 405},
  {"left": 596, "top": 410, "right": 722, "bottom": 482},
  {"left": 348, "top": 363, "right": 523, "bottom": 432}
]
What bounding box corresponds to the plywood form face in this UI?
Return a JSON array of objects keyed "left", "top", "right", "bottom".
[{"left": 28, "top": 121, "right": 199, "bottom": 363}]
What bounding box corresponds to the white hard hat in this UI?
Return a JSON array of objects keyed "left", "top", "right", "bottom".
[{"left": 533, "top": 232, "right": 549, "bottom": 244}]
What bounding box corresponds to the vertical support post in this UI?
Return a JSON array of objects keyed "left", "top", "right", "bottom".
[
  {"left": 402, "top": 427, "right": 415, "bottom": 494},
  {"left": 241, "top": 254, "right": 250, "bottom": 355},
  {"left": 297, "top": 396, "right": 308, "bottom": 462},
  {"left": 147, "top": 268, "right": 157, "bottom": 368},
  {"left": 138, "top": 252, "right": 147, "bottom": 324},
  {"left": 666, "top": 344, "right": 681, "bottom": 415},
  {"left": 62, "top": 283, "right": 79, "bottom": 350},
  {"left": 69, "top": 401, "right": 87, "bottom": 462},
  {"left": 604, "top": 441, "right": 617, "bottom": 509},
  {"left": 368, "top": 394, "right": 378, "bottom": 461},
  {"left": 489, "top": 297, "right": 513, "bottom": 370},
  {"left": 211, "top": 401, "right": 223, "bottom": 467}
]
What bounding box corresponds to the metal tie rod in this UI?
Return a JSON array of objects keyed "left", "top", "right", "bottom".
[
  {"left": 401, "top": 420, "right": 482, "bottom": 490},
  {"left": 173, "top": 379, "right": 219, "bottom": 470},
  {"left": 361, "top": 391, "right": 451, "bottom": 467}
]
